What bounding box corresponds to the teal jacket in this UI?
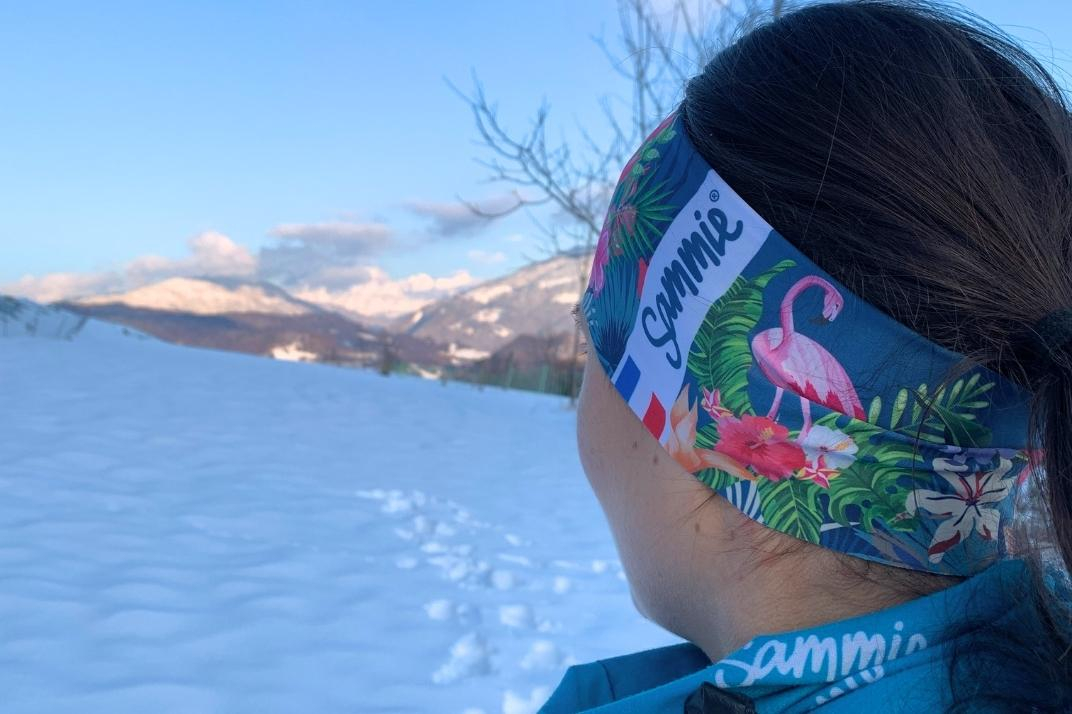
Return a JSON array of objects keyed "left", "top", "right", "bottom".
[{"left": 540, "top": 558, "right": 1041, "bottom": 713}]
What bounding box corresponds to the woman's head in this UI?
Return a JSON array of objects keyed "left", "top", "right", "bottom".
[
  {"left": 677, "top": 0, "right": 1072, "bottom": 585},
  {"left": 576, "top": 312, "right": 956, "bottom": 656},
  {"left": 576, "top": 0, "right": 1072, "bottom": 704}
]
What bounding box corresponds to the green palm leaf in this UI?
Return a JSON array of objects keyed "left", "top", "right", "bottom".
[
  {"left": 687, "top": 259, "right": 795, "bottom": 415},
  {"left": 887, "top": 374, "right": 995, "bottom": 448},
  {"left": 757, "top": 477, "right": 823, "bottom": 543},
  {"left": 613, "top": 174, "right": 676, "bottom": 261}
]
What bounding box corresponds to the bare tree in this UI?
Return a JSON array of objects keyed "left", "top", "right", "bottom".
[{"left": 452, "top": 0, "right": 788, "bottom": 403}]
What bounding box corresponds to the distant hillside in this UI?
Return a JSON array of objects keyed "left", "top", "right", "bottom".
[
  {"left": 1, "top": 296, "right": 90, "bottom": 340},
  {"left": 76, "top": 276, "right": 324, "bottom": 317},
  {"left": 61, "top": 277, "right": 445, "bottom": 368},
  {"left": 398, "top": 253, "right": 589, "bottom": 359},
  {"left": 1, "top": 295, "right": 150, "bottom": 342},
  {"left": 41, "top": 254, "right": 594, "bottom": 372}
]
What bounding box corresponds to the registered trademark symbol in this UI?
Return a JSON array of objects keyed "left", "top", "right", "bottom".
[{"left": 709, "top": 189, "right": 720, "bottom": 202}]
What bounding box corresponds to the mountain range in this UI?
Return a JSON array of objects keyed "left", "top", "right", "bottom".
[{"left": 47, "top": 253, "right": 591, "bottom": 372}]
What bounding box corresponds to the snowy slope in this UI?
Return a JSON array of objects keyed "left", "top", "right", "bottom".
[
  {"left": 0, "top": 295, "right": 147, "bottom": 341},
  {"left": 75, "top": 276, "right": 324, "bottom": 316},
  {"left": 0, "top": 320, "right": 677, "bottom": 713}
]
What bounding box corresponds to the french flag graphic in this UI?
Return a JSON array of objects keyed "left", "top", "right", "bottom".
[{"left": 613, "top": 357, "right": 666, "bottom": 439}]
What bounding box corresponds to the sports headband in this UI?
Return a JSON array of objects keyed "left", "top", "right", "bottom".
[{"left": 581, "top": 110, "right": 1036, "bottom": 576}]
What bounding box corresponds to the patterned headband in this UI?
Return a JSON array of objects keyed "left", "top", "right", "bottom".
[{"left": 581, "top": 111, "right": 1037, "bottom": 576}]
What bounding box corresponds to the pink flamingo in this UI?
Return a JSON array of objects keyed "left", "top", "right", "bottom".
[{"left": 751, "top": 275, "right": 866, "bottom": 435}]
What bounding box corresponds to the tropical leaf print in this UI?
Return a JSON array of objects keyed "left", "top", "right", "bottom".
[
  {"left": 687, "top": 259, "right": 796, "bottom": 416},
  {"left": 695, "top": 465, "right": 738, "bottom": 492},
  {"left": 605, "top": 118, "right": 679, "bottom": 262},
  {"left": 722, "top": 480, "right": 763, "bottom": 521},
  {"left": 583, "top": 255, "right": 639, "bottom": 376},
  {"left": 608, "top": 170, "right": 677, "bottom": 262},
  {"left": 886, "top": 373, "right": 995, "bottom": 448},
  {"left": 618, "top": 119, "right": 677, "bottom": 185},
  {"left": 866, "top": 395, "right": 882, "bottom": 424},
  {"left": 815, "top": 412, "right": 925, "bottom": 533},
  {"left": 826, "top": 458, "right": 922, "bottom": 533},
  {"left": 756, "top": 476, "right": 823, "bottom": 544}
]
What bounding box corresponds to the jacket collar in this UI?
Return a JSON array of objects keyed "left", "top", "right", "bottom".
[{"left": 540, "top": 558, "right": 1034, "bottom": 713}]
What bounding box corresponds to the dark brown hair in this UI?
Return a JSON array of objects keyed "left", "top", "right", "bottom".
[{"left": 681, "top": 0, "right": 1072, "bottom": 710}]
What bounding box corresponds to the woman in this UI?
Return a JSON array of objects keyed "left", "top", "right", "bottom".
[{"left": 542, "top": 1, "right": 1072, "bottom": 712}]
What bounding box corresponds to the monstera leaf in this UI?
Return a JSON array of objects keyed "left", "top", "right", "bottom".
[
  {"left": 687, "top": 259, "right": 795, "bottom": 416},
  {"left": 826, "top": 459, "right": 922, "bottom": 533},
  {"left": 815, "top": 413, "right": 925, "bottom": 533}
]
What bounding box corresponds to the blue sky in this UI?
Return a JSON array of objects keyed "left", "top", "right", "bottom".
[{"left": 3, "top": 1, "right": 1072, "bottom": 307}]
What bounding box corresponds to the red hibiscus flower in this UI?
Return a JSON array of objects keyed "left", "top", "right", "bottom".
[{"left": 714, "top": 414, "right": 806, "bottom": 481}]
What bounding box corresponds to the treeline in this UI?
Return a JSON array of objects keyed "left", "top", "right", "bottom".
[{"left": 372, "top": 332, "right": 584, "bottom": 399}]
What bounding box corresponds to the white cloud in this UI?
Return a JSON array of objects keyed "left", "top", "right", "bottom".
[
  {"left": 292, "top": 267, "right": 476, "bottom": 319},
  {"left": 259, "top": 221, "right": 395, "bottom": 286},
  {"left": 268, "top": 222, "right": 393, "bottom": 252},
  {"left": 0, "top": 271, "right": 122, "bottom": 304},
  {"left": 127, "top": 231, "right": 257, "bottom": 285},
  {"left": 2, "top": 231, "right": 255, "bottom": 303},
  {"left": 467, "top": 249, "right": 507, "bottom": 265},
  {"left": 405, "top": 193, "right": 521, "bottom": 237}
]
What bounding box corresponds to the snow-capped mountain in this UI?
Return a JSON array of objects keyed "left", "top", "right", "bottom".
[
  {"left": 59, "top": 277, "right": 446, "bottom": 368},
  {"left": 43, "top": 253, "right": 593, "bottom": 369},
  {"left": 75, "top": 276, "right": 324, "bottom": 316},
  {"left": 399, "top": 253, "right": 590, "bottom": 359}
]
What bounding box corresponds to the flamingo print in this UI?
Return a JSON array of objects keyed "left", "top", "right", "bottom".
[{"left": 751, "top": 275, "right": 866, "bottom": 435}]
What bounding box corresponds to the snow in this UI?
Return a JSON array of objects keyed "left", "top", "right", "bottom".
[
  {"left": 77, "top": 277, "right": 316, "bottom": 316},
  {"left": 293, "top": 268, "right": 475, "bottom": 321},
  {"left": 474, "top": 308, "right": 502, "bottom": 324},
  {"left": 0, "top": 319, "right": 678, "bottom": 713},
  {"left": 535, "top": 276, "right": 575, "bottom": 291},
  {"left": 465, "top": 284, "right": 513, "bottom": 305},
  {"left": 447, "top": 342, "right": 492, "bottom": 363},
  {"left": 269, "top": 341, "right": 318, "bottom": 362}
]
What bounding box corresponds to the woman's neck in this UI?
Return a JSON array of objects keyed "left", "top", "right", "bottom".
[{"left": 683, "top": 499, "right": 961, "bottom": 663}]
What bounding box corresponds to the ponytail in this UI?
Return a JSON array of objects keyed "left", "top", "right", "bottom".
[
  {"left": 1023, "top": 311, "right": 1072, "bottom": 576},
  {"left": 678, "top": 0, "right": 1072, "bottom": 709}
]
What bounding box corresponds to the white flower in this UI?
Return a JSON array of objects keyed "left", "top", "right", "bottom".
[
  {"left": 796, "top": 425, "right": 858, "bottom": 470},
  {"left": 905, "top": 456, "right": 1016, "bottom": 563}
]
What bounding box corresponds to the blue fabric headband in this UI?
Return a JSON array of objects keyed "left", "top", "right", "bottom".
[{"left": 581, "top": 111, "right": 1037, "bottom": 576}]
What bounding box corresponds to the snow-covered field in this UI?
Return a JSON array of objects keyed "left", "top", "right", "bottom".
[{"left": 0, "top": 314, "right": 677, "bottom": 713}]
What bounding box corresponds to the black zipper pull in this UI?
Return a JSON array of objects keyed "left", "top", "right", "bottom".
[{"left": 683, "top": 682, "right": 758, "bottom": 714}]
